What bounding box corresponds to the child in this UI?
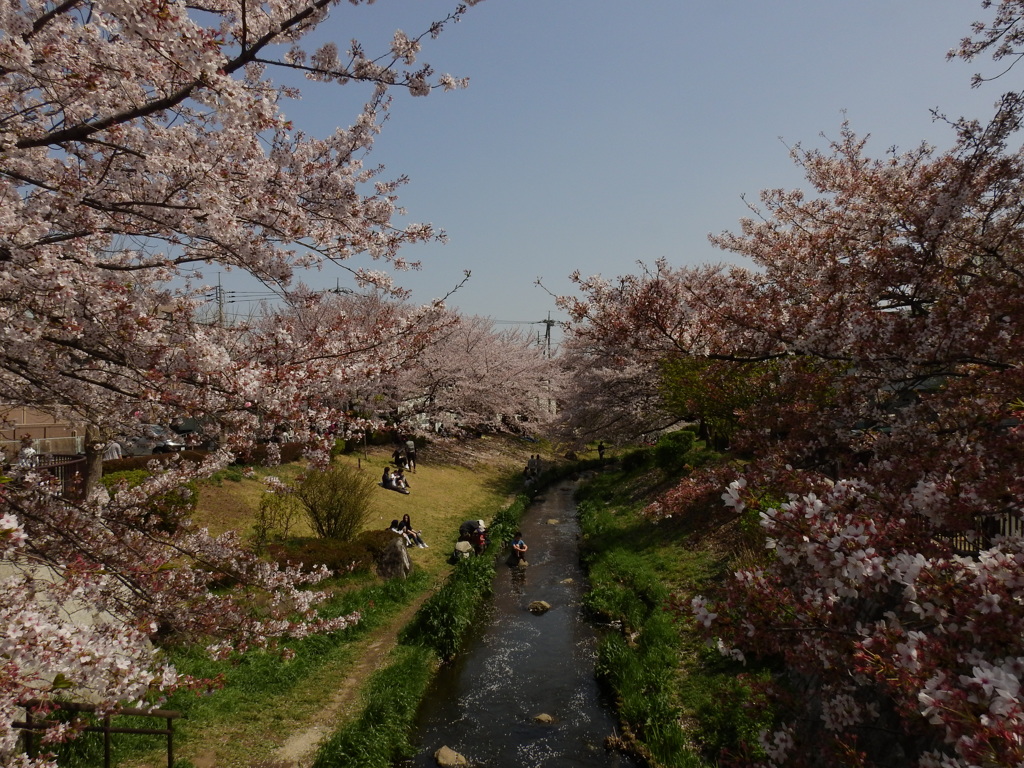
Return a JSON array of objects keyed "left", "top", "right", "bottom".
[{"left": 511, "top": 531, "right": 528, "bottom": 564}]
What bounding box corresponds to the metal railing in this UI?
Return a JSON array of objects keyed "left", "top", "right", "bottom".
[
  {"left": 937, "top": 512, "right": 1024, "bottom": 557},
  {"left": 15, "top": 699, "right": 181, "bottom": 768},
  {"left": 35, "top": 454, "right": 89, "bottom": 499},
  {"left": 1, "top": 436, "right": 85, "bottom": 456}
]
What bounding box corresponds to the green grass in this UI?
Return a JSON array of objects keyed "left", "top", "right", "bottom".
[
  {"left": 310, "top": 645, "right": 435, "bottom": 768},
  {"left": 576, "top": 456, "right": 774, "bottom": 767},
  {"left": 312, "top": 493, "right": 530, "bottom": 768},
  {"left": 55, "top": 442, "right": 537, "bottom": 768},
  {"left": 43, "top": 440, "right": 771, "bottom": 768},
  {"left": 81, "top": 572, "right": 429, "bottom": 768}
]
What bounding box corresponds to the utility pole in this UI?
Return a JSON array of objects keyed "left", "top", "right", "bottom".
[
  {"left": 216, "top": 273, "right": 224, "bottom": 326},
  {"left": 539, "top": 312, "right": 556, "bottom": 358}
]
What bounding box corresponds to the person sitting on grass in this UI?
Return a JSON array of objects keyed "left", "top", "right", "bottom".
[
  {"left": 393, "top": 467, "right": 410, "bottom": 491},
  {"left": 398, "top": 514, "right": 428, "bottom": 548},
  {"left": 389, "top": 519, "right": 415, "bottom": 547},
  {"left": 381, "top": 466, "right": 410, "bottom": 494}
]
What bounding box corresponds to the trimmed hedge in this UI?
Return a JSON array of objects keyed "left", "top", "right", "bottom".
[
  {"left": 102, "top": 450, "right": 210, "bottom": 474},
  {"left": 267, "top": 529, "right": 397, "bottom": 576},
  {"left": 232, "top": 441, "right": 305, "bottom": 465},
  {"left": 101, "top": 441, "right": 307, "bottom": 474}
]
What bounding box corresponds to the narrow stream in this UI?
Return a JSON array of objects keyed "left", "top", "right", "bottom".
[{"left": 398, "top": 480, "right": 640, "bottom": 768}]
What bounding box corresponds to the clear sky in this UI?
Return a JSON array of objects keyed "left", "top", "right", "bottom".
[{"left": 225, "top": 1, "right": 1006, "bottom": 346}]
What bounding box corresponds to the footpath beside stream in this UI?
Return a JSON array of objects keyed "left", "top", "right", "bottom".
[{"left": 397, "top": 480, "right": 639, "bottom": 768}]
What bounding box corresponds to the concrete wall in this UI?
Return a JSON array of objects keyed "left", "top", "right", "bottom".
[{"left": 0, "top": 405, "right": 84, "bottom": 455}]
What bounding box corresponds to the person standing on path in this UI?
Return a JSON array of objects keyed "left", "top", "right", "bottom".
[{"left": 405, "top": 437, "right": 417, "bottom": 472}]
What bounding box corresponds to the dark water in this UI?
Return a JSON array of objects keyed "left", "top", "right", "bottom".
[{"left": 398, "top": 480, "right": 639, "bottom": 768}]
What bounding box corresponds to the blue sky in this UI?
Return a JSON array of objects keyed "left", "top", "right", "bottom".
[{"left": 234, "top": 1, "right": 1005, "bottom": 345}]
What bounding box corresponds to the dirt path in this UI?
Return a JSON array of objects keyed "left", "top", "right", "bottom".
[
  {"left": 176, "top": 435, "right": 544, "bottom": 768},
  {"left": 270, "top": 595, "right": 430, "bottom": 768}
]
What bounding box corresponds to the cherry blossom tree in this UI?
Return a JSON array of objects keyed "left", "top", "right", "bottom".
[
  {"left": 561, "top": 34, "right": 1024, "bottom": 768},
  {"left": 376, "top": 311, "right": 558, "bottom": 435},
  {"left": 0, "top": 0, "right": 481, "bottom": 762},
  {"left": 690, "top": 97, "right": 1024, "bottom": 766},
  {"left": 554, "top": 262, "right": 724, "bottom": 446}
]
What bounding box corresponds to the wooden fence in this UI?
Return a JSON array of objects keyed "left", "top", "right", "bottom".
[{"left": 14, "top": 699, "right": 181, "bottom": 768}]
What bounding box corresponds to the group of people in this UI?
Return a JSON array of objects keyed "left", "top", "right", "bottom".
[
  {"left": 383, "top": 438, "right": 424, "bottom": 547},
  {"left": 390, "top": 514, "right": 428, "bottom": 548},
  {"left": 454, "top": 520, "right": 525, "bottom": 562},
  {"left": 522, "top": 453, "right": 544, "bottom": 482},
  {"left": 381, "top": 439, "right": 418, "bottom": 494},
  {"left": 379, "top": 441, "right": 530, "bottom": 568},
  {"left": 391, "top": 439, "right": 417, "bottom": 473},
  {"left": 381, "top": 465, "right": 411, "bottom": 494},
  {"left": 458, "top": 518, "right": 489, "bottom": 554}
]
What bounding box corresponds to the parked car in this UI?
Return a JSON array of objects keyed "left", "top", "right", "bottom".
[
  {"left": 117, "top": 425, "right": 187, "bottom": 456},
  {"left": 168, "top": 416, "right": 220, "bottom": 450}
]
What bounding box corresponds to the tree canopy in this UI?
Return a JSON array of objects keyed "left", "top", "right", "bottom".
[
  {"left": 0, "top": 1, "right": 488, "bottom": 763},
  {"left": 558, "top": 7, "right": 1024, "bottom": 765}
]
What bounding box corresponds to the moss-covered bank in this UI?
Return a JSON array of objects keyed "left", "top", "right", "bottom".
[{"left": 575, "top": 454, "right": 774, "bottom": 767}]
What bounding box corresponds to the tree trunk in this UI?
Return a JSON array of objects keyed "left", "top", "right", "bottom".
[{"left": 83, "top": 423, "right": 105, "bottom": 496}]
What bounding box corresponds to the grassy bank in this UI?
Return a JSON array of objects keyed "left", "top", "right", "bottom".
[
  {"left": 46, "top": 438, "right": 773, "bottom": 768},
  {"left": 309, "top": 493, "right": 530, "bottom": 768},
  {"left": 59, "top": 437, "right": 542, "bottom": 768},
  {"left": 575, "top": 452, "right": 773, "bottom": 767}
]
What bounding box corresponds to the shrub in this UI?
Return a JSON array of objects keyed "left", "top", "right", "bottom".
[
  {"left": 251, "top": 490, "right": 303, "bottom": 553},
  {"left": 233, "top": 441, "right": 304, "bottom": 466},
  {"left": 292, "top": 463, "right": 376, "bottom": 540},
  {"left": 654, "top": 429, "right": 696, "bottom": 473},
  {"left": 366, "top": 430, "right": 393, "bottom": 447},
  {"left": 100, "top": 469, "right": 152, "bottom": 489},
  {"left": 266, "top": 529, "right": 399, "bottom": 576},
  {"left": 101, "top": 449, "right": 209, "bottom": 474},
  {"left": 620, "top": 447, "right": 651, "bottom": 472}
]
